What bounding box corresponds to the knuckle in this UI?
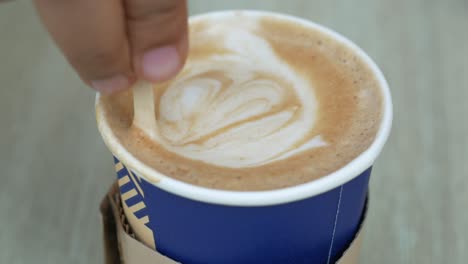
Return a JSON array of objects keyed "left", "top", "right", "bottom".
[
  {"left": 126, "top": 0, "right": 185, "bottom": 21},
  {"left": 125, "top": 0, "right": 187, "bottom": 49}
]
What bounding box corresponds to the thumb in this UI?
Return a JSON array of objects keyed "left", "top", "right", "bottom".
[{"left": 125, "top": 0, "right": 188, "bottom": 82}]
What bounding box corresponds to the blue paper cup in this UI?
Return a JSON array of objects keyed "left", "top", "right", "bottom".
[{"left": 96, "top": 11, "right": 392, "bottom": 264}]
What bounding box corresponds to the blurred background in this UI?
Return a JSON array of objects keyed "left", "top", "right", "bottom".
[{"left": 1, "top": 0, "right": 467, "bottom": 263}]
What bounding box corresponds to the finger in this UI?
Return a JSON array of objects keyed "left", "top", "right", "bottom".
[
  {"left": 34, "top": 0, "right": 133, "bottom": 94},
  {"left": 124, "top": 0, "right": 188, "bottom": 82}
]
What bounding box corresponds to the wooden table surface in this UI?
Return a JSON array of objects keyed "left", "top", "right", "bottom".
[{"left": 1, "top": 1, "right": 467, "bottom": 263}]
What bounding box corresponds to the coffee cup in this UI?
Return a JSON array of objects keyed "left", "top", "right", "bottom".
[{"left": 96, "top": 10, "right": 392, "bottom": 264}]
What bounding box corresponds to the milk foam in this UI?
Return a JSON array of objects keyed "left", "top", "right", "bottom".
[{"left": 155, "top": 17, "right": 327, "bottom": 168}]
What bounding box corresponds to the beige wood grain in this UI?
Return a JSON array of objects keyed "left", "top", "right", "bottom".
[{"left": 0, "top": 1, "right": 467, "bottom": 263}]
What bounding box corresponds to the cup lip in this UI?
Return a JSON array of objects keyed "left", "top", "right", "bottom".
[{"left": 95, "top": 10, "right": 393, "bottom": 207}]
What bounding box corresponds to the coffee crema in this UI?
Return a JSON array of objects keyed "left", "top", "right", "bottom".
[{"left": 99, "top": 12, "right": 383, "bottom": 191}]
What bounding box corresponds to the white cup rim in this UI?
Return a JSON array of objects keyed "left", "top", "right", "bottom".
[{"left": 96, "top": 10, "right": 393, "bottom": 206}]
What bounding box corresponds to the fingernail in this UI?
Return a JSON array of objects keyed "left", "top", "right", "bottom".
[
  {"left": 142, "top": 46, "right": 180, "bottom": 82},
  {"left": 91, "top": 75, "right": 130, "bottom": 94}
]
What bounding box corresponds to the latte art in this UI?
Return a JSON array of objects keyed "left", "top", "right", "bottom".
[
  {"left": 156, "top": 23, "right": 326, "bottom": 168},
  {"left": 99, "top": 12, "right": 383, "bottom": 190}
]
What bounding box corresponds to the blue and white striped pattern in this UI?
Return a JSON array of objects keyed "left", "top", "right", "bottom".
[{"left": 114, "top": 157, "right": 151, "bottom": 228}]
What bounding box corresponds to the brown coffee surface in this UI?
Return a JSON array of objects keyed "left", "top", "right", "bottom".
[{"left": 99, "top": 12, "right": 383, "bottom": 191}]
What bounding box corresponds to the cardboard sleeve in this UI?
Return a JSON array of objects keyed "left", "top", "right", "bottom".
[{"left": 101, "top": 183, "right": 367, "bottom": 264}]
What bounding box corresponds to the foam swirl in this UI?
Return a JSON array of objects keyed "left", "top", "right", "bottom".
[{"left": 156, "top": 20, "right": 327, "bottom": 168}]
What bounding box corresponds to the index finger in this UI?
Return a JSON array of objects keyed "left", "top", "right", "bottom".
[{"left": 34, "top": 0, "right": 133, "bottom": 93}]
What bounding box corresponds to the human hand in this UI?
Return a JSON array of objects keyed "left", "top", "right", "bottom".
[{"left": 34, "top": 0, "right": 188, "bottom": 94}]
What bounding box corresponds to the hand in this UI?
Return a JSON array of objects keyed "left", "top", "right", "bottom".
[{"left": 34, "top": 0, "right": 188, "bottom": 94}]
